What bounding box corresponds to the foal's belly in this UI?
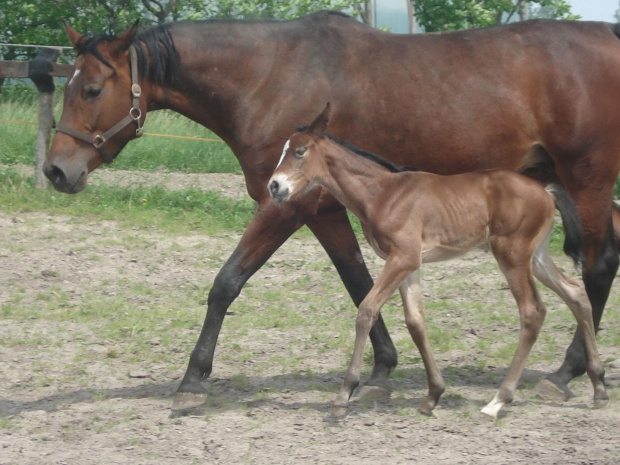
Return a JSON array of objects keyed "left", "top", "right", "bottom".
[{"left": 421, "top": 228, "right": 490, "bottom": 264}]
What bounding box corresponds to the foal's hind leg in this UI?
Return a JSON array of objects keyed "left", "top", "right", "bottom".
[
  {"left": 532, "top": 231, "right": 608, "bottom": 407},
  {"left": 399, "top": 270, "right": 445, "bottom": 415},
  {"left": 482, "top": 246, "right": 547, "bottom": 418}
]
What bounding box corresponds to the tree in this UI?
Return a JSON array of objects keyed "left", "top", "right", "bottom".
[{"left": 412, "top": 0, "right": 580, "bottom": 32}]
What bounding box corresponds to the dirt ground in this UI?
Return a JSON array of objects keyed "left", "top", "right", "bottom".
[{"left": 1, "top": 168, "right": 619, "bottom": 465}]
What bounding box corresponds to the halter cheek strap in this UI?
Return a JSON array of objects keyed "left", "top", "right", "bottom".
[{"left": 55, "top": 45, "right": 143, "bottom": 165}]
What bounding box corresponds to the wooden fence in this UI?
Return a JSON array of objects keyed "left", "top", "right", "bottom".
[{"left": 0, "top": 50, "right": 72, "bottom": 188}]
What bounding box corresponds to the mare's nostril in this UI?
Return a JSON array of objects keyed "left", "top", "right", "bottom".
[
  {"left": 269, "top": 180, "right": 279, "bottom": 196},
  {"left": 45, "top": 164, "right": 67, "bottom": 187}
]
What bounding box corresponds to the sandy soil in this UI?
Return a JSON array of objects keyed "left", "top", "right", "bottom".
[{"left": 1, "top": 169, "right": 619, "bottom": 464}]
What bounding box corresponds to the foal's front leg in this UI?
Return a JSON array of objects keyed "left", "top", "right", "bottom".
[{"left": 332, "top": 255, "right": 414, "bottom": 417}]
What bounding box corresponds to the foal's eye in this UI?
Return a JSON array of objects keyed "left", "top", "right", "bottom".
[
  {"left": 84, "top": 86, "right": 102, "bottom": 99},
  {"left": 294, "top": 146, "right": 307, "bottom": 157}
]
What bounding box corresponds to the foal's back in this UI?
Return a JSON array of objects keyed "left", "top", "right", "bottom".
[{"left": 378, "top": 169, "right": 556, "bottom": 263}]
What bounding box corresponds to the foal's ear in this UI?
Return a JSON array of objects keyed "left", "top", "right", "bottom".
[
  {"left": 110, "top": 20, "right": 140, "bottom": 56},
  {"left": 309, "top": 102, "right": 331, "bottom": 137},
  {"left": 63, "top": 21, "right": 87, "bottom": 50}
]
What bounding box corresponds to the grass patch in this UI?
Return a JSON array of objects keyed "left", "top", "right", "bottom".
[
  {"left": 0, "top": 167, "right": 255, "bottom": 234},
  {"left": 0, "top": 98, "right": 239, "bottom": 174}
]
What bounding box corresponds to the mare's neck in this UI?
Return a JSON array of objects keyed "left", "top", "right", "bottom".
[
  {"left": 317, "top": 141, "right": 394, "bottom": 223},
  {"left": 145, "top": 20, "right": 279, "bottom": 148}
]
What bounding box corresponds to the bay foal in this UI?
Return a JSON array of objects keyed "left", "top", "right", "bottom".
[{"left": 268, "top": 104, "right": 608, "bottom": 418}]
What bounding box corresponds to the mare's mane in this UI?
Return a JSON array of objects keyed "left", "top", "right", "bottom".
[
  {"left": 71, "top": 11, "right": 353, "bottom": 90},
  {"left": 75, "top": 23, "right": 181, "bottom": 88},
  {"left": 295, "top": 125, "right": 417, "bottom": 173}
]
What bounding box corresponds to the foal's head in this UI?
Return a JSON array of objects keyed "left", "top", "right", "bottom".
[{"left": 268, "top": 103, "right": 331, "bottom": 203}]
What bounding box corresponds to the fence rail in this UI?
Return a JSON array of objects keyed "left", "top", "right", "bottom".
[{"left": 0, "top": 61, "right": 72, "bottom": 79}]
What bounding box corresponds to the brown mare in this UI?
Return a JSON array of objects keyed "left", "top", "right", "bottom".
[
  {"left": 268, "top": 103, "right": 608, "bottom": 417},
  {"left": 44, "top": 12, "right": 620, "bottom": 410}
]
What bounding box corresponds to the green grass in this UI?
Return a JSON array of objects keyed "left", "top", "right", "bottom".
[
  {"left": 0, "top": 96, "right": 239, "bottom": 174},
  {"left": 0, "top": 167, "right": 256, "bottom": 234}
]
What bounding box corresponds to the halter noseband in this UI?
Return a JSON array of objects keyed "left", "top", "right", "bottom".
[{"left": 55, "top": 45, "right": 144, "bottom": 164}]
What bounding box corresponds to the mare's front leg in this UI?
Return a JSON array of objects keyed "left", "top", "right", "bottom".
[
  {"left": 332, "top": 255, "right": 414, "bottom": 417},
  {"left": 306, "top": 207, "right": 398, "bottom": 390},
  {"left": 173, "top": 200, "right": 304, "bottom": 410},
  {"left": 545, "top": 175, "right": 619, "bottom": 397}
]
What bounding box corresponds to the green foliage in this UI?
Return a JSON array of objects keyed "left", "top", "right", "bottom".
[
  {"left": 200, "top": 0, "right": 358, "bottom": 20},
  {"left": 412, "top": 0, "right": 580, "bottom": 32}
]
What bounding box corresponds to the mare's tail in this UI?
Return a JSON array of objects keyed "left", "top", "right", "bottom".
[{"left": 545, "top": 184, "right": 584, "bottom": 266}]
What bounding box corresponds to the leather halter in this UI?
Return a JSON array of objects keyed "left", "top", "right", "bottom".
[{"left": 55, "top": 45, "right": 143, "bottom": 164}]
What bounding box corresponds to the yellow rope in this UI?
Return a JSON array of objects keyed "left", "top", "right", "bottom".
[{"left": 0, "top": 119, "right": 224, "bottom": 143}]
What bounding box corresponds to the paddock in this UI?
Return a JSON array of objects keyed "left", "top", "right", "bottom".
[{"left": 0, "top": 169, "right": 618, "bottom": 464}]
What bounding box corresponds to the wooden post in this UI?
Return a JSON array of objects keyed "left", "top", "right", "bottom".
[
  {"left": 34, "top": 91, "right": 54, "bottom": 189},
  {"left": 28, "top": 47, "right": 61, "bottom": 189}
]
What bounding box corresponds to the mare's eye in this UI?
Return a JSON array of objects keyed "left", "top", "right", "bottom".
[
  {"left": 84, "top": 86, "right": 102, "bottom": 99},
  {"left": 295, "top": 146, "right": 307, "bottom": 157}
]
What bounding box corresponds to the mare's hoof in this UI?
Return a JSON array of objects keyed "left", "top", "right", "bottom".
[
  {"left": 172, "top": 391, "right": 208, "bottom": 411},
  {"left": 535, "top": 379, "right": 573, "bottom": 402},
  {"left": 356, "top": 384, "right": 392, "bottom": 401}
]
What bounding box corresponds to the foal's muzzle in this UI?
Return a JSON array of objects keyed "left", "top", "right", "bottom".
[{"left": 268, "top": 178, "right": 290, "bottom": 202}]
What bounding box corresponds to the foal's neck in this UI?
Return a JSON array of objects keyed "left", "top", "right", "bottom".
[{"left": 319, "top": 141, "right": 395, "bottom": 222}]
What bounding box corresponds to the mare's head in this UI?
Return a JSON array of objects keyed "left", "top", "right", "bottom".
[
  {"left": 268, "top": 103, "right": 331, "bottom": 203},
  {"left": 44, "top": 21, "right": 147, "bottom": 193}
]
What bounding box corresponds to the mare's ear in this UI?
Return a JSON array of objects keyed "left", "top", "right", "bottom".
[
  {"left": 309, "top": 102, "right": 331, "bottom": 137},
  {"left": 63, "top": 21, "right": 87, "bottom": 51},
  {"left": 110, "top": 20, "right": 140, "bottom": 56}
]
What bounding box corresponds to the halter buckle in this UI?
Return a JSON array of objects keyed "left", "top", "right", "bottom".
[
  {"left": 92, "top": 134, "right": 106, "bottom": 149},
  {"left": 131, "top": 83, "right": 142, "bottom": 98}
]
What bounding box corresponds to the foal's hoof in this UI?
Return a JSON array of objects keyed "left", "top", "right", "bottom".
[
  {"left": 172, "top": 391, "right": 208, "bottom": 411},
  {"left": 331, "top": 404, "right": 348, "bottom": 419},
  {"left": 535, "top": 379, "right": 573, "bottom": 402},
  {"left": 356, "top": 384, "right": 392, "bottom": 401},
  {"left": 594, "top": 396, "right": 609, "bottom": 410},
  {"left": 417, "top": 404, "right": 434, "bottom": 417}
]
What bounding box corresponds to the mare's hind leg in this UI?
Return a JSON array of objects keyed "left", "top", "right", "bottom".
[
  {"left": 307, "top": 207, "right": 397, "bottom": 391},
  {"left": 332, "top": 255, "right": 415, "bottom": 417},
  {"left": 399, "top": 270, "right": 445, "bottom": 415},
  {"left": 546, "top": 170, "right": 619, "bottom": 395},
  {"left": 532, "top": 230, "right": 608, "bottom": 406},
  {"left": 482, "top": 242, "right": 547, "bottom": 418}
]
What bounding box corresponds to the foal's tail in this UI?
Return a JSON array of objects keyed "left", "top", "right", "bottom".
[{"left": 545, "top": 183, "right": 584, "bottom": 266}]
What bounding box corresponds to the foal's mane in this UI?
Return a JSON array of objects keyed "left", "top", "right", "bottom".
[
  {"left": 295, "top": 125, "right": 417, "bottom": 173},
  {"left": 75, "top": 23, "right": 181, "bottom": 88}
]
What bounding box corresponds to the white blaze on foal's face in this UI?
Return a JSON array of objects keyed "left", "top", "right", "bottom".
[
  {"left": 269, "top": 134, "right": 314, "bottom": 202},
  {"left": 67, "top": 68, "right": 81, "bottom": 87}
]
